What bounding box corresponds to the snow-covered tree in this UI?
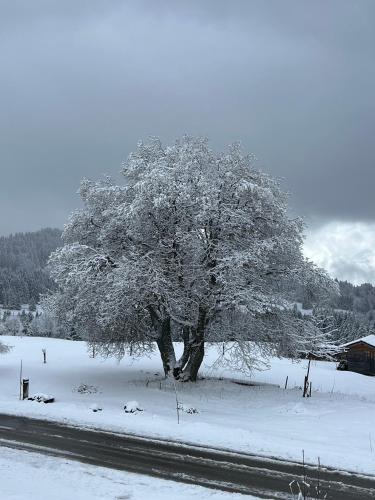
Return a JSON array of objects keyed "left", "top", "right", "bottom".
[
  {"left": 301, "top": 309, "right": 341, "bottom": 360},
  {"left": 0, "top": 340, "right": 9, "bottom": 354},
  {"left": 0, "top": 316, "right": 22, "bottom": 336},
  {"left": 28, "top": 311, "right": 59, "bottom": 338},
  {"left": 48, "top": 137, "right": 337, "bottom": 380}
]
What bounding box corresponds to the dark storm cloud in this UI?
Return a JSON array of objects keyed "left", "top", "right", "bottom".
[{"left": 0, "top": 0, "right": 374, "bottom": 237}]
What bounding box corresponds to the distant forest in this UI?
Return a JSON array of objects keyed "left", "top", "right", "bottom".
[
  {"left": 0, "top": 228, "right": 62, "bottom": 307},
  {"left": 333, "top": 280, "right": 375, "bottom": 319}
]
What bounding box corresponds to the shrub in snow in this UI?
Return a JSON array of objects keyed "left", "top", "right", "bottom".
[
  {"left": 124, "top": 401, "right": 143, "bottom": 413},
  {"left": 28, "top": 393, "right": 55, "bottom": 403},
  {"left": 75, "top": 383, "right": 100, "bottom": 394},
  {"left": 178, "top": 403, "right": 198, "bottom": 414}
]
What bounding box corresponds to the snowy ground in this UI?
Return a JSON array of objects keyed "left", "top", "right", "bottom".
[
  {"left": 0, "top": 446, "right": 255, "bottom": 500},
  {"left": 1, "top": 336, "right": 375, "bottom": 476}
]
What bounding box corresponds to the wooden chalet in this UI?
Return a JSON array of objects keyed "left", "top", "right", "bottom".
[{"left": 339, "top": 335, "right": 375, "bottom": 375}]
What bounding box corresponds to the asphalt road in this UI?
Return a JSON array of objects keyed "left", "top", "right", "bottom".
[{"left": 0, "top": 413, "right": 374, "bottom": 499}]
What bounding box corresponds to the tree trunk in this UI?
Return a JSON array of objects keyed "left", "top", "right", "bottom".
[
  {"left": 173, "top": 326, "right": 189, "bottom": 378},
  {"left": 148, "top": 305, "right": 207, "bottom": 381},
  {"left": 147, "top": 306, "right": 176, "bottom": 376},
  {"left": 177, "top": 307, "right": 207, "bottom": 382},
  {"left": 180, "top": 339, "right": 204, "bottom": 382},
  {"left": 155, "top": 316, "right": 176, "bottom": 376}
]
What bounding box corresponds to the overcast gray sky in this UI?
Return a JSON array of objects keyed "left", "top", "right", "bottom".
[{"left": 1, "top": 1, "right": 374, "bottom": 282}]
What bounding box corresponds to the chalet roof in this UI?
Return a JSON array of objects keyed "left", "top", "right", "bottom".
[{"left": 341, "top": 334, "right": 375, "bottom": 349}]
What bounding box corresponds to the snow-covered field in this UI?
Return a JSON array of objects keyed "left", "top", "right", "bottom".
[
  {"left": 1, "top": 336, "right": 375, "bottom": 476},
  {"left": 0, "top": 446, "right": 252, "bottom": 500}
]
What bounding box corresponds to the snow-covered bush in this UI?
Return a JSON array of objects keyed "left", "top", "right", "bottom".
[
  {"left": 124, "top": 401, "right": 143, "bottom": 413},
  {"left": 74, "top": 383, "right": 100, "bottom": 394},
  {"left": 178, "top": 403, "right": 199, "bottom": 414},
  {"left": 28, "top": 393, "right": 55, "bottom": 403}
]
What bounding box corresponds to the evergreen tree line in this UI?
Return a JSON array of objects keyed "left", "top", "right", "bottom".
[
  {"left": 0, "top": 309, "right": 77, "bottom": 340},
  {"left": 0, "top": 228, "right": 61, "bottom": 308},
  {"left": 328, "top": 281, "right": 375, "bottom": 342},
  {"left": 333, "top": 280, "right": 375, "bottom": 317}
]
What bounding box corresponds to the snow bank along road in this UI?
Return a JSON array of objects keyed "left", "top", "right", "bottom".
[{"left": 0, "top": 414, "right": 374, "bottom": 500}]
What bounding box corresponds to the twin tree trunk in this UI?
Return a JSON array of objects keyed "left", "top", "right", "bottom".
[
  {"left": 152, "top": 307, "right": 207, "bottom": 382},
  {"left": 152, "top": 221, "right": 215, "bottom": 381}
]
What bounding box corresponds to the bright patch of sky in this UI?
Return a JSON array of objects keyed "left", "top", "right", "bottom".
[{"left": 304, "top": 222, "right": 375, "bottom": 285}]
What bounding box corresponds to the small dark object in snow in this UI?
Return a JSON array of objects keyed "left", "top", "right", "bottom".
[
  {"left": 185, "top": 407, "right": 198, "bottom": 414},
  {"left": 124, "top": 400, "right": 143, "bottom": 413},
  {"left": 233, "top": 380, "right": 257, "bottom": 387},
  {"left": 90, "top": 404, "right": 102, "bottom": 412},
  {"left": 28, "top": 393, "right": 55, "bottom": 404}
]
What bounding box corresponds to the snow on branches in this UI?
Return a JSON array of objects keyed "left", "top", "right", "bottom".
[{"left": 47, "top": 137, "right": 338, "bottom": 380}]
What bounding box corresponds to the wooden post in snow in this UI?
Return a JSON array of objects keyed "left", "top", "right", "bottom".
[
  {"left": 22, "top": 378, "right": 29, "bottom": 400},
  {"left": 303, "top": 357, "right": 311, "bottom": 398},
  {"left": 19, "top": 360, "right": 22, "bottom": 400}
]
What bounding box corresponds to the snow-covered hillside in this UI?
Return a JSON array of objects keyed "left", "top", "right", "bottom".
[{"left": 1, "top": 336, "right": 374, "bottom": 475}]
